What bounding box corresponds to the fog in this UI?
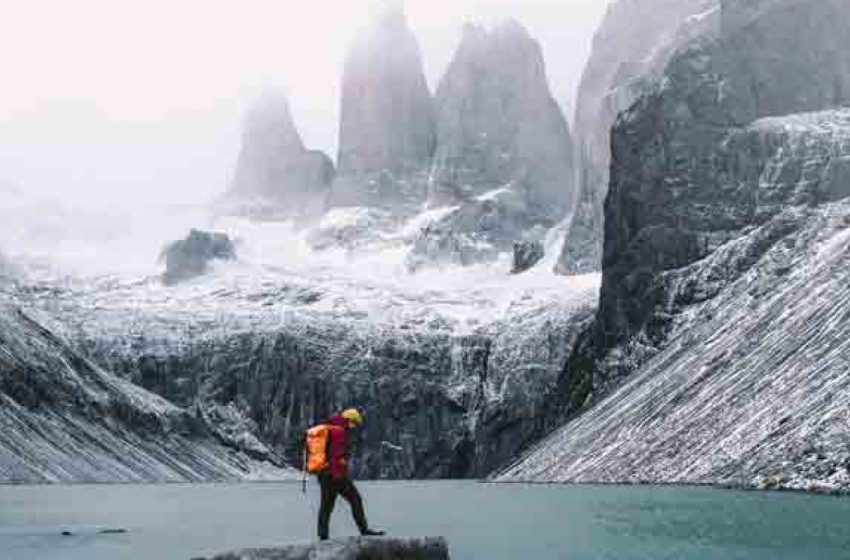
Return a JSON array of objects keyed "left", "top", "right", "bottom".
[{"left": 0, "top": 0, "right": 609, "bottom": 209}]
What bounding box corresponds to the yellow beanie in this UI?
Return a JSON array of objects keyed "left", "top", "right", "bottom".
[{"left": 341, "top": 408, "right": 364, "bottom": 426}]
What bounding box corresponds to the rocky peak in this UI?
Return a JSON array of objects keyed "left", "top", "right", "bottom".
[
  {"left": 241, "top": 95, "right": 304, "bottom": 156},
  {"left": 404, "top": 19, "right": 575, "bottom": 270},
  {"left": 331, "top": 4, "right": 435, "bottom": 210},
  {"left": 428, "top": 19, "right": 573, "bottom": 214},
  {"left": 228, "top": 95, "right": 334, "bottom": 219}
]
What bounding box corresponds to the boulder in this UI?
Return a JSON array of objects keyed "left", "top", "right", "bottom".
[
  {"left": 198, "top": 537, "right": 449, "bottom": 560},
  {"left": 161, "top": 229, "right": 236, "bottom": 284},
  {"left": 511, "top": 241, "right": 544, "bottom": 274}
]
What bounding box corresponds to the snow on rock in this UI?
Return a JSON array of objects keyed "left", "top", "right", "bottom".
[
  {"left": 8, "top": 198, "right": 599, "bottom": 479},
  {"left": 499, "top": 199, "right": 850, "bottom": 492},
  {"left": 0, "top": 303, "right": 292, "bottom": 483},
  {"left": 503, "top": 0, "right": 850, "bottom": 491}
]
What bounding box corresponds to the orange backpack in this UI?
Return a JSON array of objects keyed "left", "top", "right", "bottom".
[{"left": 304, "top": 424, "right": 332, "bottom": 474}]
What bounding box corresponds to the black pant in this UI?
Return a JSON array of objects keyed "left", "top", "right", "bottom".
[{"left": 317, "top": 472, "right": 369, "bottom": 540}]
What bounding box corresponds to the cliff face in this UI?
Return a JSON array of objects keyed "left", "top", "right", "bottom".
[
  {"left": 598, "top": 0, "right": 850, "bottom": 351},
  {"left": 227, "top": 96, "right": 334, "bottom": 220},
  {"left": 407, "top": 21, "right": 576, "bottom": 270},
  {"left": 0, "top": 304, "right": 288, "bottom": 483},
  {"left": 501, "top": 185, "right": 850, "bottom": 492},
  {"left": 331, "top": 6, "right": 436, "bottom": 211},
  {"left": 505, "top": 0, "right": 850, "bottom": 491},
  {"left": 16, "top": 270, "right": 597, "bottom": 480},
  {"left": 558, "top": 0, "right": 719, "bottom": 274}
]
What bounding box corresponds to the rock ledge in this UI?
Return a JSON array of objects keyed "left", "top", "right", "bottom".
[{"left": 198, "top": 537, "right": 450, "bottom": 560}]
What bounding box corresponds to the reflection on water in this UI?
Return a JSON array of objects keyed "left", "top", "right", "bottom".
[{"left": 1, "top": 481, "right": 849, "bottom": 560}]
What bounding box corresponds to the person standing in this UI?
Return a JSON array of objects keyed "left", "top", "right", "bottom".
[{"left": 304, "top": 408, "right": 386, "bottom": 541}]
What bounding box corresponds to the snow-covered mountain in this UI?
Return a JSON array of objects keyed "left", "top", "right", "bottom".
[
  {"left": 5, "top": 0, "right": 848, "bottom": 490},
  {"left": 500, "top": 0, "right": 850, "bottom": 492}
]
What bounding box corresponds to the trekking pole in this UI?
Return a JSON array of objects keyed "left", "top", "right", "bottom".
[{"left": 301, "top": 443, "right": 308, "bottom": 495}]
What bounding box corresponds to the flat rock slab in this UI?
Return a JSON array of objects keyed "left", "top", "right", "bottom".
[{"left": 197, "top": 537, "right": 449, "bottom": 560}]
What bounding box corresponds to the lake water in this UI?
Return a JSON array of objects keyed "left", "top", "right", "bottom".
[{"left": 1, "top": 481, "right": 849, "bottom": 560}]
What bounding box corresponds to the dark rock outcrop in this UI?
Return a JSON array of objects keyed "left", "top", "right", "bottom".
[
  {"left": 161, "top": 229, "right": 236, "bottom": 284},
  {"left": 408, "top": 21, "right": 575, "bottom": 269},
  {"left": 200, "top": 537, "right": 449, "bottom": 560},
  {"left": 331, "top": 5, "right": 436, "bottom": 211},
  {"left": 511, "top": 241, "right": 544, "bottom": 274},
  {"left": 507, "top": 0, "right": 850, "bottom": 492},
  {"left": 226, "top": 96, "right": 334, "bottom": 220},
  {"left": 559, "top": 0, "right": 719, "bottom": 274},
  {"left": 0, "top": 305, "right": 286, "bottom": 483}
]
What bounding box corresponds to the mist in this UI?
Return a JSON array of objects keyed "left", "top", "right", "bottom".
[{"left": 0, "top": 0, "right": 608, "bottom": 209}]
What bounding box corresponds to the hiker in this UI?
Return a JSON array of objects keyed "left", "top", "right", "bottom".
[{"left": 304, "top": 408, "right": 385, "bottom": 541}]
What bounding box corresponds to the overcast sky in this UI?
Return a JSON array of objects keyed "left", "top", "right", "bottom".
[{"left": 0, "top": 0, "right": 609, "bottom": 208}]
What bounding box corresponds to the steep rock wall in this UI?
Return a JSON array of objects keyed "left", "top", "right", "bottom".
[
  {"left": 18, "top": 277, "right": 596, "bottom": 479},
  {"left": 512, "top": 0, "right": 850, "bottom": 490},
  {"left": 559, "top": 0, "right": 719, "bottom": 274},
  {"left": 0, "top": 304, "right": 287, "bottom": 482}
]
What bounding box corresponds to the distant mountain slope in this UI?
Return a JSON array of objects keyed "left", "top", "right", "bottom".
[{"left": 0, "top": 304, "right": 289, "bottom": 483}]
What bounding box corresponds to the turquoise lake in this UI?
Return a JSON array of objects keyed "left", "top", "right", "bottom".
[{"left": 1, "top": 481, "right": 849, "bottom": 559}]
